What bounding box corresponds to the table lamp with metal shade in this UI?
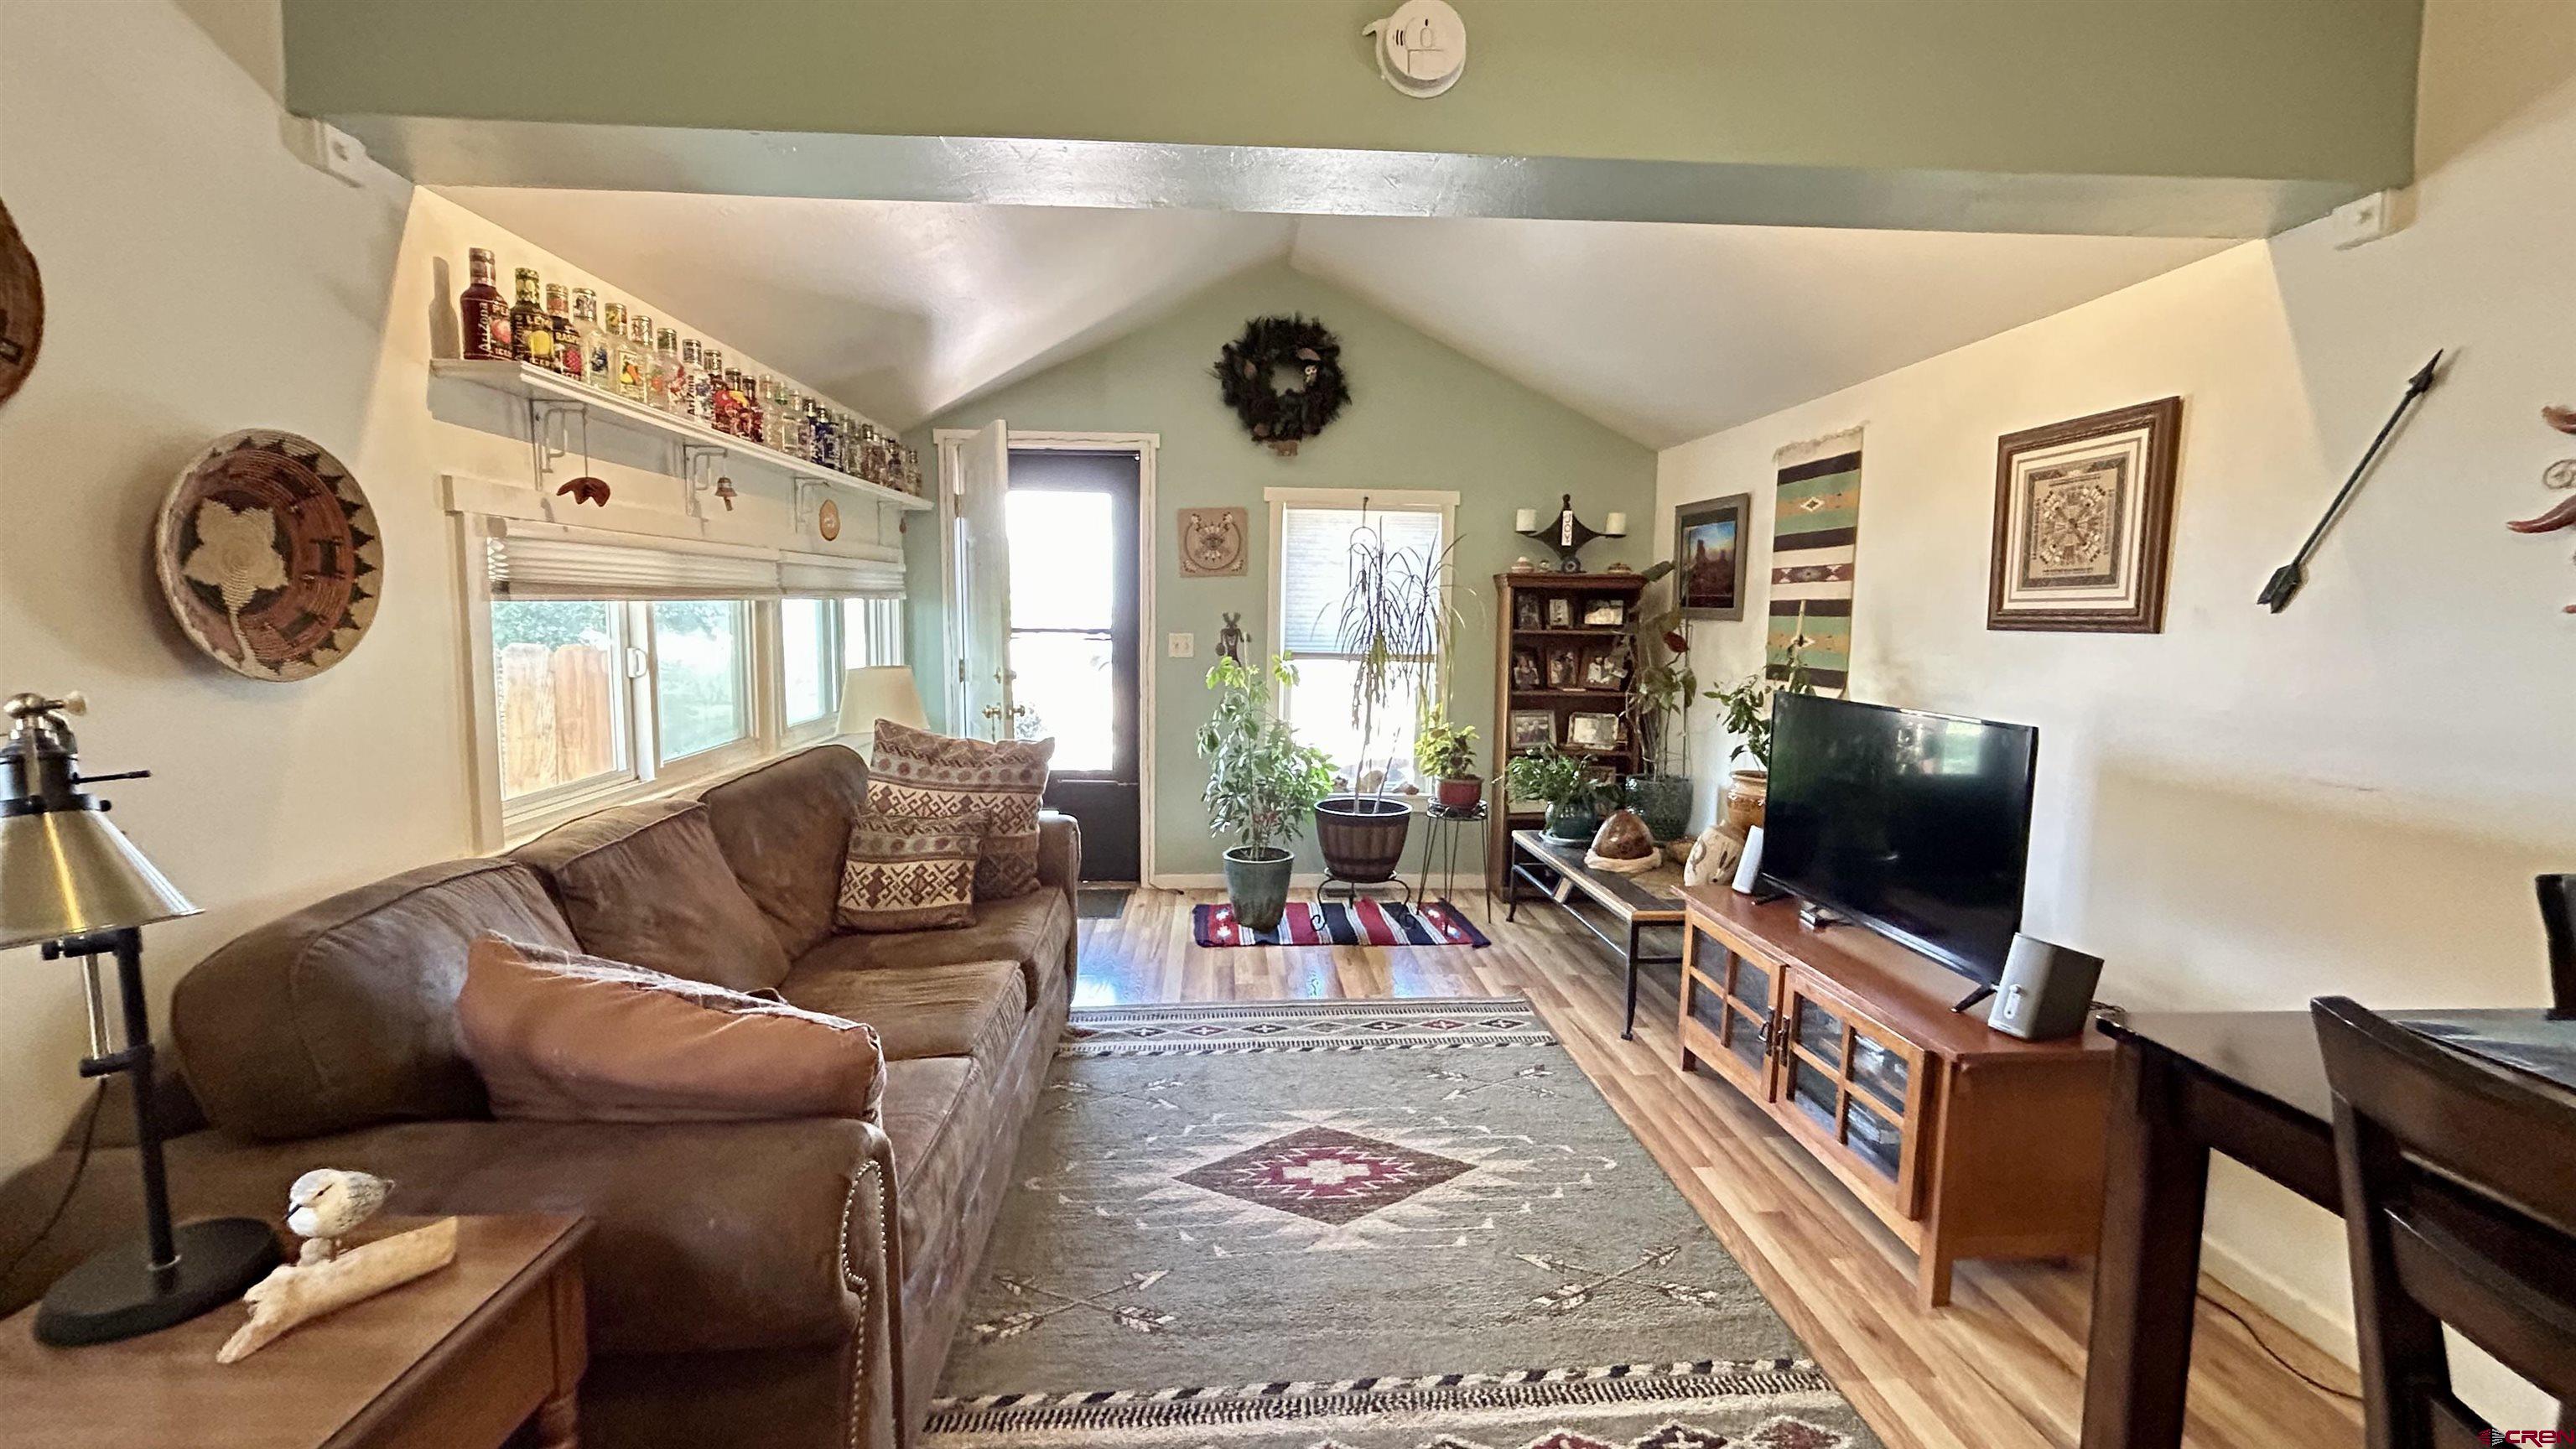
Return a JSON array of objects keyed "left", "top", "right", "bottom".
[{"left": 0, "top": 692, "right": 278, "bottom": 1345}]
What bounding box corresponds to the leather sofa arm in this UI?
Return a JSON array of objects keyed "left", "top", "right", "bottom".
[
  {"left": 0, "top": 1115, "right": 901, "bottom": 1440},
  {"left": 1036, "top": 812, "right": 1083, "bottom": 980}
]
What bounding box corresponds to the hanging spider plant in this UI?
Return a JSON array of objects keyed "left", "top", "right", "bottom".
[{"left": 1335, "top": 506, "right": 1462, "bottom": 800}]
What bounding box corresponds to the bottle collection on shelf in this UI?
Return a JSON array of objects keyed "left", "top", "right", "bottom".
[{"left": 458, "top": 247, "right": 923, "bottom": 496}]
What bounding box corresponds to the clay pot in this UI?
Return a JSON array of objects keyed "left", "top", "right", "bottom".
[
  {"left": 1725, "top": 769, "right": 1768, "bottom": 831},
  {"left": 1436, "top": 776, "right": 1484, "bottom": 811}
]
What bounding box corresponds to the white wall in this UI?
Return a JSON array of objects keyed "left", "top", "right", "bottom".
[
  {"left": 0, "top": 1, "right": 897, "bottom": 1176},
  {"left": 1654, "top": 3, "right": 2573, "bottom": 1418}
]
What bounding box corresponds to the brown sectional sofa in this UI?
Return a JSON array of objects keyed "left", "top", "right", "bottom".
[{"left": 0, "top": 744, "right": 1078, "bottom": 1449}]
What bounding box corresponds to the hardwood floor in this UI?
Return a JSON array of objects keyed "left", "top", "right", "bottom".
[{"left": 1072, "top": 886, "right": 2362, "bottom": 1449}]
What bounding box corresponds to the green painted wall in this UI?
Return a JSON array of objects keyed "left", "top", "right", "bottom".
[
  {"left": 916, "top": 262, "right": 1654, "bottom": 880},
  {"left": 283, "top": 1, "right": 2419, "bottom": 190}
]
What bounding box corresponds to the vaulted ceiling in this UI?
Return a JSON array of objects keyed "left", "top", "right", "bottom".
[{"left": 439, "top": 188, "right": 2230, "bottom": 449}]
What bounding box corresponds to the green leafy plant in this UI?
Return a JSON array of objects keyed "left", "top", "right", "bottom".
[
  {"left": 1504, "top": 745, "right": 1623, "bottom": 812},
  {"left": 1413, "top": 715, "right": 1480, "bottom": 780},
  {"left": 1335, "top": 510, "right": 1464, "bottom": 795},
  {"left": 1628, "top": 606, "right": 1697, "bottom": 776},
  {"left": 1704, "top": 615, "right": 1815, "bottom": 771},
  {"left": 1198, "top": 655, "right": 1336, "bottom": 853}
]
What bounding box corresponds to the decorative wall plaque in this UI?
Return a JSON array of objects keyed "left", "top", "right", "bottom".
[
  {"left": 154, "top": 430, "right": 383, "bottom": 681},
  {"left": 1988, "top": 398, "right": 2181, "bottom": 633},
  {"left": 1178, "top": 506, "right": 1249, "bottom": 576},
  {"left": 0, "top": 197, "right": 42, "bottom": 410}
]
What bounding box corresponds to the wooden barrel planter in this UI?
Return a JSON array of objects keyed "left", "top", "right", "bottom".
[{"left": 1314, "top": 795, "right": 1412, "bottom": 884}]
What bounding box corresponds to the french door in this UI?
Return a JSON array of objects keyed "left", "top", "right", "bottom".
[{"left": 1004, "top": 449, "right": 1142, "bottom": 880}]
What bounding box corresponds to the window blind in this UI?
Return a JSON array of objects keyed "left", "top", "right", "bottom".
[
  {"left": 486, "top": 522, "right": 906, "bottom": 600},
  {"left": 1277, "top": 506, "right": 1445, "bottom": 656}
]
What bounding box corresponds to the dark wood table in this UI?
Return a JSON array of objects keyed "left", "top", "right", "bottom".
[
  {"left": 1503, "top": 828, "right": 1685, "bottom": 1037},
  {"left": 1, "top": 1213, "right": 589, "bottom": 1449},
  {"left": 2081, "top": 1011, "right": 2340, "bottom": 1449}
]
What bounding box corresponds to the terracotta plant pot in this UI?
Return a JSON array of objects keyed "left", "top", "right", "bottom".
[
  {"left": 1436, "top": 776, "right": 1484, "bottom": 811},
  {"left": 1315, "top": 795, "right": 1412, "bottom": 884},
  {"left": 1223, "top": 845, "right": 1294, "bottom": 932},
  {"left": 1725, "top": 769, "right": 1768, "bottom": 831}
]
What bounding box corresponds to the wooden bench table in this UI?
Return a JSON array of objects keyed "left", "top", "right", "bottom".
[{"left": 1503, "top": 827, "right": 1687, "bottom": 1037}]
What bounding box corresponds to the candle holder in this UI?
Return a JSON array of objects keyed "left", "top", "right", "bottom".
[{"left": 1516, "top": 494, "right": 1628, "bottom": 573}]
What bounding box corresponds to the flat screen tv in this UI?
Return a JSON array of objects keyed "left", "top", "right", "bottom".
[{"left": 1759, "top": 693, "right": 2038, "bottom": 989}]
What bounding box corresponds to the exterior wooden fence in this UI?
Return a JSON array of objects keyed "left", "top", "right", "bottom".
[{"left": 499, "top": 641, "right": 616, "bottom": 797}]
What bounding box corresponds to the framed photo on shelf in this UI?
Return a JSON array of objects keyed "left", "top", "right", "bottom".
[
  {"left": 1545, "top": 596, "right": 1576, "bottom": 629},
  {"left": 1581, "top": 598, "right": 1626, "bottom": 628},
  {"left": 1566, "top": 713, "right": 1623, "bottom": 749},
  {"left": 1515, "top": 595, "right": 1543, "bottom": 630},
  {"left": 1508, "top": 710, "right": 1555, "bottom": 750},
  {"left": 1582, "top": 651, "right": 1628, "bottom": 689},
  {"left": 1545, "top": 647, "right": 1581, "bottom": 688},
  {"left": 1988, "top": 397, "right": 2182, "bottom": 633},
  {"left": 1673, "top": 493, "right": 1751, "bottom": 620},
  {"left": 1511, "top": 649, "right": 1542, "bottom": 690}
]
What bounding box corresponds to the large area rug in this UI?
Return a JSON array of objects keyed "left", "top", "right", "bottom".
[{"left": 926, "top": 998, "right": 1883, "bottom": 1449}]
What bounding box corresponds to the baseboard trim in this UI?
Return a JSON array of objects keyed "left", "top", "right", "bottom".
[
  {"left": 1150, "top": 873, "right": 1330, "bottom": 891},
  {"left": 2199, "top": 1237, "right": 2357, "bottom": 1373}
]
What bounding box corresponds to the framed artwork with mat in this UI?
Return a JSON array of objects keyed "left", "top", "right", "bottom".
[
  {"left": 1988, "top": 397, "right": 2181, "bottom": 633},
  {"left": 1673, "top": 493, "right": 1749, "bottom": 620}
]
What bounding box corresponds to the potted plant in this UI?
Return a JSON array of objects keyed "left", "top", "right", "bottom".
[
  {"left": 1702, "top": 615, "right": 1816, "bottom": 828},
  {"left": 1414, "top": 714, "right": 1483, "bottom": 810},
  {"left": 1620, "top": 563, "right": 1695, "bottom": 841},
  {"left": 1314, "top": 511, "right": 1462, "bottom": 886},
  {"left": 1199, "top": 654, "right": 1335, "bottom": 932},
  {"left": 1505, "top": 745, "right": 1625, "bottom": 844}
]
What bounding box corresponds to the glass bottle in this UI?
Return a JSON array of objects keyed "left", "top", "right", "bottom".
[
  {"left": 617, "top": 311, "right": 653, "bottom": 403},
  {"left": 459, "top": 247, "right": 511, "bottom": 361},
  {"left": 795, "top": 397, "right": 817, "bottom": 462},
  {"left": 507, "top": 267, "right": 555, "bottom": 370},
  {"left": 679, "top": 339, "right": 709, "bottom": 423},
  {"left": 704, "top": 351, "right": 734, "bottom": 434},
  {"left": 574, "top": 288, "right": 610, "bottom": 390},
  {"left": 650, "top": 327, "right": 683, "bottom": 413},
  {"left": 601, "top": 303, "right": 631, "bottom": 395},
  {"left": 813, "top": 408, "right": 838, "bottom": 473},
  {"left": 544, "top": 284, "right": 584, "bottom": 382}
]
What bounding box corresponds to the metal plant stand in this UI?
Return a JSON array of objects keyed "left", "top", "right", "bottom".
[{"left": 1414, "top": 801, "right": 1488, "bottom": 906}]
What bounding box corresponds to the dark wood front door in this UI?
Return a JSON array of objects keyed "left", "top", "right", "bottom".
[{"left": 1005, "top": 449, "right": 1141, "bottom": 881}]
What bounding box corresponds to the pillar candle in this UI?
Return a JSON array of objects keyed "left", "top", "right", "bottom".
[
  {"left": 1604, "top": 512, "right": 1629, "bottom": 536},
  {"left": 1513, "top": 508, "right": 1539, "bottom": 532}
]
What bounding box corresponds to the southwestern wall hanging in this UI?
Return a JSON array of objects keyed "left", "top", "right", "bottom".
[
  {"left": 154, "top": 430, "right": 383, "bottom": 681},
  {"left": 1988, "top": 397, "right": 2181, "bottom": 633},
  {"left": 1767, "top": 430, "right": 1863, "bottom": 697},
  {"left": 0, "top": 197, "right": 42, "bottom": 410},
  {"left": 1213, "top": 314, "right": 1348, "bottom": 456},
  {"left": 1177, "top": 505, "right": 1249, "bottom": 576}
]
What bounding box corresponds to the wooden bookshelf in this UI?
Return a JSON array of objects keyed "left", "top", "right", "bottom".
[{"left": 1486, "top": 569, "right": 1650, "bottom": 891}]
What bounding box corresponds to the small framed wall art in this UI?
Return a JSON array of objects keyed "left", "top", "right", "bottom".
[
  {"left": 1177, "top": 506, "right": 1249, "bottom": 576},
  {"left": 1988, "top": 397, "right": 2182, "bottom": 633},
  {"left": 1566, "top": 712, "right": 1623, "bottom": 750},
  {"left": 1672, "top": 493, "right": 1750, "bottom": 620}
]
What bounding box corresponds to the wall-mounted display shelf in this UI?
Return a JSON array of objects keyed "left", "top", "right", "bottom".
[{"left": 431, "top": 359, "right": 932, "bottom": 513}]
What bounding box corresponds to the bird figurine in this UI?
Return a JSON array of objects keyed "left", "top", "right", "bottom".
[{"left": 284, "top": 1169, "right": 394, "bottom": 1265}]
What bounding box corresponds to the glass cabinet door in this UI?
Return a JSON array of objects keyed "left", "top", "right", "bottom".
[
  {"left": 1777, "top": 968, "right": 1931, "bottom": 1218},
  {"left": 1680, "top": 925, "right": 1779, "bottom": 1101}
]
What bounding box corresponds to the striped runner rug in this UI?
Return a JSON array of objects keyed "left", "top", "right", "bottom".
[{"left": 1192, "top": 899, "right": 1491, "bottom": 948}]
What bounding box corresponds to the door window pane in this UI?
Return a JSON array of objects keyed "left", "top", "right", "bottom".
[
  {"left": 491, "top": 600, "right": 626, "bottom": 800},
  {"left": 1008, "top": 632, "right": 1113, "bottom": 771},
  {"left": 652, "top": 600, "right": 748, "bottom": 761},
  {"left": 782, "top": 597, "right": 837, "bottom": 725},
  {"left": 1005, "top": 491, "right": 1113, "bottom": 631}
]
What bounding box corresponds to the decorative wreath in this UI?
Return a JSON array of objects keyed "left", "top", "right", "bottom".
[{"left": 1213, "top": 314, "right": 1349, "bottom": 455}]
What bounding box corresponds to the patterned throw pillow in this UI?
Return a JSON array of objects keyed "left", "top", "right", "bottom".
[
  {"left": 866, "top": 720, "right": 1053, "bottom": 900},
  {"left": 837, "top": 809, "right": 987, "bottom": 932}
]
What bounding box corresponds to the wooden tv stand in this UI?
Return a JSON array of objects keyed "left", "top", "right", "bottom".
[{"left": 1677, "top": 884, "right": 2114, "bottom": 1307}]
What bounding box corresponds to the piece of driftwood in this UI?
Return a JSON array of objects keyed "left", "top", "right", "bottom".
[{"left": 216, "top": 1216, "right": 459, "bottom": 1364}]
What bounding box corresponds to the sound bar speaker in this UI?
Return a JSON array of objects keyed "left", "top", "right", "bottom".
[{"left": 1987, "top": 934, "right": 2103, "bottom": 1041}]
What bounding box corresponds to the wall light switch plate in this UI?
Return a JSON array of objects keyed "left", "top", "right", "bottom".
[{"left": 1166, "top": 632, "right": 1195, "bottom": 658}]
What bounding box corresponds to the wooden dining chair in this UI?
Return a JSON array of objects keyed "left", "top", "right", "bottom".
[
  {"left": 2310, "top": 995, "right": 2576, "bottom": 1449},
  {"left": 2541, "top": 873, "right": 2574, "bottom": 1018}
]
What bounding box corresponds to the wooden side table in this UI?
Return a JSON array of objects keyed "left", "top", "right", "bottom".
[{"left": 0, "top": 1213, "right": 589, "bottom": 1449}]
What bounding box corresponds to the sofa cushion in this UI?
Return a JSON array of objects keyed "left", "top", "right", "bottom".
[
  {"left": 512, "top": 799, "right": 791, "bottom": 995},
  {"left": 457, "top": 935, "right": 886, "bottom": 1124},
  {"left": 819, "top": 888, "right": 1073, "bottom": 1007},
  {"left": 837, "top": 809, "right": 986, "bottom": 933},
  {"left": 696, "top": 745, "right": 870, "bottom": 960},
  {"left": 171, "top": 858, "right": 578, "bottom": 1140},
  {"left": 776, "top": 955, "right": 1025, "bottom": 1064},
  {"left": 877, "top": 1056, "right": 979, "bottom": 1273},
  {"left": 866, "top": 720, "right": 1053, "bottom": 900}
]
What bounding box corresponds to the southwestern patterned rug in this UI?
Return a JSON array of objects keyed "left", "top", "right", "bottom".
[
  {"left": 1192, "top": 900, "right": 1492, "bottom": 948},
  {"left": 926, "top": 998, "right": 1882, "bottom": 1449}
]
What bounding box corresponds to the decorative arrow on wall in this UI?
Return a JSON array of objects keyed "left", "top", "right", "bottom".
[{"left": 2257, "top": 351, "right": 2445, "bottom": 613}]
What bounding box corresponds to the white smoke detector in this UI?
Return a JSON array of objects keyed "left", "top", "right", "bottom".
[{"left": 1363, "top": 0, "right": 1467, "bottom": 98}]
